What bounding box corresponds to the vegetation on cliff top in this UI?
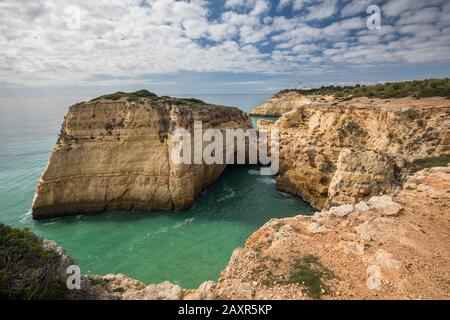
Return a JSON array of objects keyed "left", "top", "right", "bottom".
[
  {"left": 411, "top": 155, "right": 450, "bottom": 172},
  {"left": 0, "top": 223, "right": 70, "bottom": 300},
  {"left": 91, "top": 89, "right": 158, "bottom": 101},
  {"left": 277, "top": 78, "right": 450, "bottom": 100},
  {"left": 258, "top": 254, "right": 334, "bottom": 299},
  {"left": 91, "top": 89, "right": 206, "bottom": 105}
]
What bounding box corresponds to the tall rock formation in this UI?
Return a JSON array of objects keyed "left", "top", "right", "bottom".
[{"left": 32, "top": 92, "right": 252, "bottom": 219}]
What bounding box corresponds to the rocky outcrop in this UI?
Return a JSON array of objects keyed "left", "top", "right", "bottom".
[
  {"left": 263, "top": 97, "right": 450, "bottom": 209},
  {"left": 208, "top": 166, "right": 450, "bottom": 300},
  {"left": 250, "top": 91, "right": 319, "bottom": 116},
  {"left": 32, "top": 93, "right": 252, "bottom": 219}
]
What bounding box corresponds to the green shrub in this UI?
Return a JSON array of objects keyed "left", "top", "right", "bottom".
[
  {"left": 91, "top": 89, "right": 158, "bottom": 102},
  {"left": 0, "top": 224, "right": 70, "bottom": 300},
  {"left": 277, "top": 78, "right": 450, "bottom": 100},
  {"left": 283, "top": 255, "right": 333, "bottom": 299}
]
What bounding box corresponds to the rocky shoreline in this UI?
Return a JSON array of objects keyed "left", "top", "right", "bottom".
[{"left": 31, "top": 92, "right": 252, "bottom": 219}]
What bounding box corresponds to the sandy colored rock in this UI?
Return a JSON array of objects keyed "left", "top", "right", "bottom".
[
  {"left": 307, "top": 222, "right": 328, "bottom": 234},
  {"left": 206, "top": 166, "right": 450, "bottom": 300},
  {"left": 250, "top": 91, "right": 316, "bottom": 116},
  {"left": 368, "top": 196, "right": 403, "bottom": 216},
  {"left": 32, "top": 96, "right": 252, "bottom": 219},
  {"left": 325, "top": 148, "right": 396, "bottom": 208},
  {"left": 269, "top": 97, "right": 450, "bottom": 209},
  {"left": 366, "top": 265, "right": 382, "bottom": 290}
]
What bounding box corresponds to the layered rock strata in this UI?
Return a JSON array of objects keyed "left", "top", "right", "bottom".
[
  {"left": 32, "top": 95, "right": 252, "bottom": 219},
  {"left": 259, "top": 97, "right": 450, "bottom": 209}
]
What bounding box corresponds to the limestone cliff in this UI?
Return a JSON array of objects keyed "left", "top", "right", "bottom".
[
  {"left": 32, "top": 92, "right": 252, "bottom": 219},
  {"left": 250, "top": 91, "right": 322, "bottom": 116},
  {"left": 259, "top": 97, "right": 450, "bottom": 209}
]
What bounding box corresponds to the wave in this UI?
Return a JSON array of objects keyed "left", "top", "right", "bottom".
[
  {"left": 258, "top": 177, "right": 276, "bottom": 185},
  {"left": 19, "top": 209, "right": 32, "bottom": 224},
  {"left": 146, "top": 217, "right": 195, "bottom": 239},
  {"left": 217, "top": 185, "right": 236, "bottom": 202}
]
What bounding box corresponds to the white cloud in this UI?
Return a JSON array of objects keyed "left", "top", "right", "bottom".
[
  {"left": 382, "top": 0, "right": 442, "bottom": 17},
  {"left": 0, "top": 0, "right": 449, "bottom": 87},
  {"left": 306, "top": 0, "right": 338, "bottom": 21},
  {"left": 277, "top": 0, "right": 312, "bottom": 12},
  {"left": 341, "top": 0, "right": 373, "bottom": 17},
  {"left": 225, "top": 0, "right": 270, "bottom": 16}
]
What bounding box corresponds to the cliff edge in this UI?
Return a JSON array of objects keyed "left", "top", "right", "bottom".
[{"left": 32, "top": 91, "right": 252, "bottom": 219}]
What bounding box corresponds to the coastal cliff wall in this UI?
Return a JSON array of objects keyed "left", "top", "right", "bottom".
[
  {"left": 258, "top": 97, "right": 450, "bottom": 209},
  {"left": 69, "top": 166, "right": 449, "bottom": 300},
  {"left": 32, "top": 95, "right": 252, "bottom": 219}
]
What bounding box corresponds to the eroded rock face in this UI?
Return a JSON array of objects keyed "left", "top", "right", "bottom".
[
  {"left": 32, "top": 96, "right": 252, "bottom": 219},
  {"left": 250, "top": 91, "right": 317, "bottom": 116},
  {"left": 269, "top": 98, "right": 450, "bottom": 209}
]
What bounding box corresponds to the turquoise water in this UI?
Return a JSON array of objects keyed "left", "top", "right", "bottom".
[
  {"left": 250, "top": 116, "right": 280, "bottom": 129},
  {"left": 0, "top": 94, "right": 312, "bottom": 288}
]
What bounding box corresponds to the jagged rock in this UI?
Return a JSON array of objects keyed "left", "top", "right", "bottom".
[
  {"left": 32, "top": 94, "right": 252, "bottom": 219},
  {"left": 355, "top": 201, "right": 370, "bottom": 212},
  {"left": 327, "top": 204, "right": 354, "bottom": 217},
  {"left": 368, "top": 196, "right": 402, "bottom": 216},
  {"left": 270, "top": 97, "right": 449, "bottom": 209},
  {"left": 250, "top": 91, "right": 314, "bottom": 116},
  {"left": 184, "top": 281, "right": 216, "bottom": 300},
  {"left": 122, "top": 281, "right": 182, "bottom": 300},
  {"left": 216, "top": 282, "right": 255, "bottom": 300},
  {"left": 366, "top": 265, "right": 382, "bottom": 290},
  {"left": 101, "top": 274, "right": 146, "bottom": 292},
  {"left": 367, "top": 249, "right": 402, "bottom": 272},
  {"left": 325, "top": 148, "right": 395, "bottom": 208},
  {"left": 341, "top": 241, "right": 365, "bottom": 255},
  {"left": 42, "top": 239, "right": 74, "bottom": 274},
  {"left": 355, "top": 221, "right": 376, "bottom": 242},
  {"left": 307, "top": 222, "right": 328, "bottom": 234}
]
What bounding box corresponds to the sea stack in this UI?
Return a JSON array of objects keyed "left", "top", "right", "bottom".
[{"left": 31, "top": 91, "right": 252, "bottom": 219}]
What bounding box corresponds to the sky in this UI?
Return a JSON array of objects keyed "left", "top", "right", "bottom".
[{"left": 0, "top": 0, "right": 449, "bottom": 96}]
